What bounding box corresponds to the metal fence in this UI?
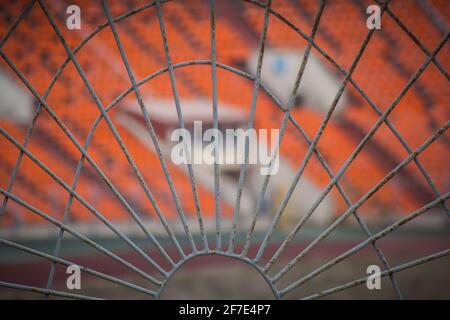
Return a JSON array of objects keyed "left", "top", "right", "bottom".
[{"left": 0, "top": 0, "right": 448, "bottom": 299}]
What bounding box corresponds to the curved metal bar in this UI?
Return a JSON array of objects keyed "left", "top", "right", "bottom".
[
  {"left": 1, "top": 53, "right": 443, "bottom": 297},
  {"left": 156, "top": 251, "right": 281, "bottom": 300},
  {"left": 3, "top": 0, "right": 448, "bottom": 228},
  {"left": 40, "top": 59, "right": 409, "bottom": 301}
]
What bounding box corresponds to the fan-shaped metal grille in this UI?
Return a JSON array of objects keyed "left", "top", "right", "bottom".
[{"left": 0, "top": 0, "right": 448, "bottom": 300}]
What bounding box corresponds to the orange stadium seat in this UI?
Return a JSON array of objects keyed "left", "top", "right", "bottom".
[{"left": 0, "top": 0, "right": 448, "bottom": 227}]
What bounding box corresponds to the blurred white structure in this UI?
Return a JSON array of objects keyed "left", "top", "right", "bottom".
[
  {"left": 117, "top": 97, "right": 257, "bottom": 216},
  {"left": 260, "top": 158, "right": 333, "bottom": 229},
  {"left": 0, "top": 70, "right": 33, "bottom": 124},
  {"left": 117, "top": 96, "right": 333, "bottom": 226},
  {"left": 247, "top": 49, "right": 348, "bottom": 115}
]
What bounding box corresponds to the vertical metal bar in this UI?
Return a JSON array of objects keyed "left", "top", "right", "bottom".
[
  {"left": 228, "top": 0, "right": 272, "bottom": 253},
  {"left": 209, "top": 0, "right": 219, "bottom": 251}
]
